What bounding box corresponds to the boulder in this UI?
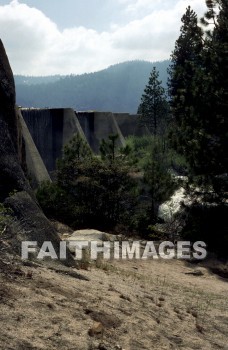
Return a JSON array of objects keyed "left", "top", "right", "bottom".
[
  {"left": 0, "top": 39, "right": 17, "bottom": 145},
  {"left": 65, "top": 229, "right": 117, "bottom": 242},
  {"left": 0, "top": 40, "right": 74, "bottom": 266},
  {"left": 62, "top": 229, "right": 119, "bottom": 255},
  {"left": 4, "top": 192, "right": 74, "bottom": 265},
  {"left": 0, "top": 40, "right": 30, "bottom": 200}
]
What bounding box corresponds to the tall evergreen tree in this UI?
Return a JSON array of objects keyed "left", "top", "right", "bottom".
[
  {"left": 168, "top": 6, "right": 205, "bottom": 174},
  {"left": 166, "top": 1, "right": 228, "bottom": 255},
  {"left": 200, "top": 0, "right": 228, "bottom": 181},
  {"left": 138, "top": 67, "right": 168, "bottom": 135},
  {"left": 169, "top": 2, "right": 228, "bottom": 198}
]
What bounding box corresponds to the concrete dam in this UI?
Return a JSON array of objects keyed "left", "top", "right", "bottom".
[{"left": 19, "top": 108, "right": 147, "bottom": 185}]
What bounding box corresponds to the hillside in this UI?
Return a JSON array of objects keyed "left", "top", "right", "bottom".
[
  {"left": 1, "top": 226, "right": 228, "bottom": 350},
  {"left": 15, "top": 60, "right": 170, "bottom": 113},
  {"left": 14, "top": 75, "right": 62, "bottom": 85}
]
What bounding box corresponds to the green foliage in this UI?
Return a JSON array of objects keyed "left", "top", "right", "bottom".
[
  {"left": 167, "top": 2, "right": 228, "bottom": 256},
  {"left": 126, "top": 135, "right": 188, "bottom": 174},
  {"left": 36, "top": 182, "right": 78, "bottom": 226},
  {"left": 36, "top": 132, "right": 181, "bottom": 237},
  {"left": 100, "top": 134, "right": 133, "bottom": 168},
  {"left": 168, "top": 6, "right": 204, "bottom": 172},
  {"left": 168, "top": 3, "right": 228, "bottom": 199},
  {"left": 143, "top": 144, "right": 176, "bottom": 221},
  {"left": 100, "top": 134, "right": 120, "bottom": 163},
  {"left": 200, "top": 0, "right": 228, "bottom": 179},
  {"left": 126, "top": 135, "right": 154, "bottom": 151},
  {"left": 138, "top": 67, "right": 170, "bottom": 135},
  {"left": 126, "top": 135, "right": 161, "bottom": 169},
  {"left": 58, "top": 133, "right": 92, "bottom": 164},
  {"left": 147, "top": 225, "right": 167, "bottom": 241},
  {"left": 180, "top": 203, "right": 228, "bottom": 258},
  {"left": 57, "top": 133, "right": 93, "bottom": 188},
  {"left": 38, "top": 135, "right": 137, "bottom": 230},
  {"left": 0, "top": 203, "right": 12, "bottom": 233}
]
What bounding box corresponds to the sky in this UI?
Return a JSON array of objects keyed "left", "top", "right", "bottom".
[{"left": 0, "top": 0, "right": 207, "bottom": 76}]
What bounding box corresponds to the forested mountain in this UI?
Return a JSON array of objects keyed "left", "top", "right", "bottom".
[
  {"left": 14, "top": 75, "right": 62, "bottom": 85},
  {"left": 15, "top": 60, "right": 169, "bottom": 113}
]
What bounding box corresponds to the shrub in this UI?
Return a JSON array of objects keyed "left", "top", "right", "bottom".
[
  {"left": 37, "top": 135, "right": 138, "bottom": 231},
  {"left": 0, "top": 203, "right": 12, "bottom": 234},
  {"left": 180, "top": 203, "right": 228, "bottom": 258},
  {"left": 36, "top": 182, "right": 78, "bottom": 227}
]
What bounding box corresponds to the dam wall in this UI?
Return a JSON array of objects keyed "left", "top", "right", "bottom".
[
  {"left": 114, "top": 113, "right": 149, "bottom": 137},
  {"left": 20, "top": 108, "right": 146, "bottom": 179},
  {"left": 77, "top": 111, "right": 126, "bottom": 153},
  {"left": 17, "top": 108, "right": 51, "bottom": 186},
  {"left": 21, "top": 108, "right": 88, "bottom": 173},
  {"left": 21, "top": 108, "right": 64, "bottom": 172}
]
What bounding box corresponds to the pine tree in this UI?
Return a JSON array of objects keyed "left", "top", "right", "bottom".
[
  {"left": 167, "top": 1, "right": 228, "bottom": 256},
  {"left": 143, "top": 144, "right": 175, "bottom": 221},
  {"left": 200, "top": 0, "right": 228, "bottom": 180},
  {"left": 138, "top": 67, "right": 168, "bottom": 135},
  {"left": 168, "top": 6, "right": 205, "bottom": 173},
  {"left": 100, "top": 134, "right": 119, "bottom": 163},
  {"left": 169, "top": 2, "right": 228, "bottom": 198}
]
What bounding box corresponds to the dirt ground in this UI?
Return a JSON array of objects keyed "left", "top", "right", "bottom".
[{"left": 0, "top": 239, "right": 228, "bottom": 350}]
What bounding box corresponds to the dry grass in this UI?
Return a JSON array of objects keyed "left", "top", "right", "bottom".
[{"left": 0, "top": 250, "right": 227, "bottom": 350}]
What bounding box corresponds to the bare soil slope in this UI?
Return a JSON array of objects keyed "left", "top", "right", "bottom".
[{"left": 0, "top": 248, "right": 227, "bottom": 350}]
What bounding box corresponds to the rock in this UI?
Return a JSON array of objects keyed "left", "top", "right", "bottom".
[
  {"left": 67, "top": 229, "right": 117, "bottom": 242},
  {"left": 193, "top": 268, "right": 205, "bottom": 276},
  {"left": 4, "top": 192, "right": 75, "bottom": 266},
  {"left": 0, "top": 40, "right": 75, "bottom": 266},
  {"left": 51, "top": 220, "right": 73, "bottom": 236},
  {"left": 98, "top": 344, "right": 109, "bottom": 350},
  {"left": 120, "top": 294, "right": 132, "bottom": 302},
  {"left": 63, "top": 229, "right": 119, "bottom": 253},
  {"left": 0, "top": 39, "right": 17, "bottom": 146},
  {"left": 0, "top": 40, "right": 30, "bottom": 200},
  {"left": 85, "top": 309, "right": 121, "bottom": 329},
  {"left": 69, "top": 229, "right": 105, "bottom": 241},
  {"left": 185, "top": 267, "right": 206, "bottom": 276},
  {"left": 88, "top": 322, "right": 104, "bottom": 337}
]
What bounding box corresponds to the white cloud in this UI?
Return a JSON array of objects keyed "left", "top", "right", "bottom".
[
  {"left": 111, "top": 0, "right": 207, "bottom": 59},
  {"left": 122, "top": 0, "right": 169, "bottom": 14},
  {"left": 0, "top": 0, "right": 60, "bottom": 73},
  {"left": 120, "top": 0, "right": 206, "bottom": 15},
  {"left": 0, "top": 0, "right": 207, "bottom": 75}
]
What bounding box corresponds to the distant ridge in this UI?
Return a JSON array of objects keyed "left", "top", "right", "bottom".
[{"left": 15, "top": 60, "right": 170, "bottom": 113}]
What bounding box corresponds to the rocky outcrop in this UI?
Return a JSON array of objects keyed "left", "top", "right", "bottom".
[
  {"left": 4, "top": 192, "right": 73, "bottom": 265},
  {"left": 0, "top": 39, "right": 74, "bottom": 266},
  {"left": 0, "top": 40, "right": 17, "bottom": 147},
  {"left": 0, "top": 40, "right": 30, "bottom": 200}
]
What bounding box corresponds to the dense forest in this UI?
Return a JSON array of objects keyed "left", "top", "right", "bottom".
[{"left": 15, "top": 60, "right": 169, "bottom": 113}]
